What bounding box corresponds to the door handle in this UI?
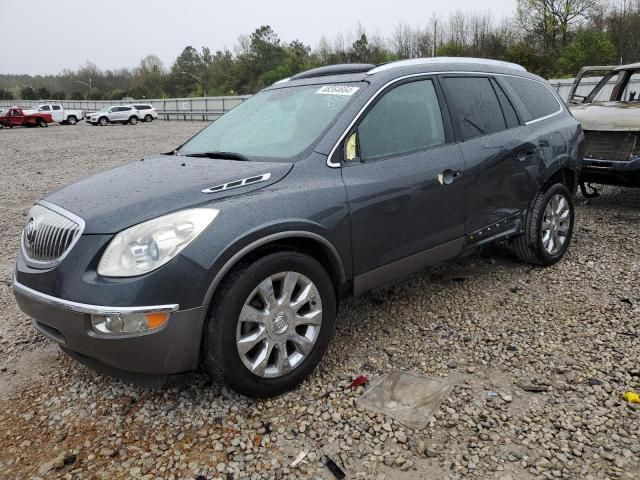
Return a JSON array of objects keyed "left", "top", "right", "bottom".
[{"left": 438, "top": 169, "right": 463, "bottom": 185}]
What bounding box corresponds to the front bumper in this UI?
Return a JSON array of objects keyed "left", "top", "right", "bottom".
[
  {"left": 581, "top": 156, "right": 640, "bottom": 187},
  {"left": 13, "top": 277, "right": 206, "bottom": 376}
]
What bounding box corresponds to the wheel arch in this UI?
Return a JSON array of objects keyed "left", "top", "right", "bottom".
[
  {"left": 202, "top": 231, "right": 347, "bottom": 308},
  {"left": 543, "top": 167, "right": 578, "bottom": 195}
]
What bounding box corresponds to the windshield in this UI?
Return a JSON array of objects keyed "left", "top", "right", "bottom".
[{"left": 179, "top": 83, "right": 364, "bottom": 160}]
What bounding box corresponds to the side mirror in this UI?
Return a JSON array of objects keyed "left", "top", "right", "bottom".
[{"left": 345, "top": 131, "right": 360, "bottom": 162}]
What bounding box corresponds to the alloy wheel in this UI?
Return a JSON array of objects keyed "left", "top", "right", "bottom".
[
  {"left": 236, "top": 271, "right": 323, "bottom": 378},
  {"left": 541, "top": 193, "right": 571, "bottom": 255}
]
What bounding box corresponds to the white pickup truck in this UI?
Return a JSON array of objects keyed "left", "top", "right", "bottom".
[{"left": 24, "top": 104, "right": 84, "bottom": 125}]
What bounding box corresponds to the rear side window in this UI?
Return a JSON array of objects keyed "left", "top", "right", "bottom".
[
  {"left": 52, "top": 105, "right": 61, "bottom": 111},
  {"left": 358, "top": 79, "right": 446, "bottom": 161},
  {"left": 493, "top": 81, "right": 520, "bottom": 128},
  {"left": 504, "top": 77, "right": 561, "bottom": 122},
  {"left": 135, "top": 105, "right": 150, "bottom": 110},
  {"left": 440, "top": 77, "right": 506, "bottom": 141}
]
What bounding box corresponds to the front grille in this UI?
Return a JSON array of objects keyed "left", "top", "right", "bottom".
[
  {"left": 22, "top": 203, "right": 83, "bottom": 268},
  {"left": 584, "top": 131, "right": 638, "bottom": 161}
]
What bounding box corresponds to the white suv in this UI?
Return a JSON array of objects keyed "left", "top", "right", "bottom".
[
  {"left": 129, "top": 104, "right": 158, "bottom": 122},
  {"left": 86, "top": 106, "right": 140, "bottom": 126}
]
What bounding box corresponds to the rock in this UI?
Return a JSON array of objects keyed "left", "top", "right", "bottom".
[{"left": 38, "top": 455, "right": 65, "bottom": 474}]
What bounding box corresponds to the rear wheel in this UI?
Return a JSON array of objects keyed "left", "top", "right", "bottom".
[
  {"left": 67, "top": 115, "right": 77, "bottom": 125},
  {"left": 37, "top": 118, "right": 47, "bottom": 128},
  {"left": 129, "top": 116, "right": 138, "bottom": 125},
  {"left": 513, "top": 183, "right": 574, "bottom": 266},
  {"left": 144, "top": 114, "right": 153, "bottom": 122},
  {"left": 202, "top": 251, "right": 336, "bottom": 397},
  {"left": 98, "top": 116, "right": 108, "bottom": 126}
]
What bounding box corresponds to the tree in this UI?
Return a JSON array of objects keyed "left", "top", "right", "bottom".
[
  {"left": 516, "top": 0, "right": 603, "bottom": 52},
  {"left": 20, "top": 86, "right": 35, "bottom": 100},
  {"left": 557, "top": 30, "right": 616, "bottom": 75},
  {"left": 36, "top": 87, "right": 51, "bottom": 99},
  {"left": 349, "top": 34, "right": 373, "bottom": 63}
]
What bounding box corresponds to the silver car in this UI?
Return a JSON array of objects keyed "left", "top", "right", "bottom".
[{"left": 86, "top": 106, "right": 140, "bottom": 126}]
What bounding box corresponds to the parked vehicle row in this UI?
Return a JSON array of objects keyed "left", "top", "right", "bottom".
[
  {"left": 13, "top": 58, "right": 584, "bottom": 398},
  {"left": 0, "top": 103, "right": 158, "bottom": 129},
  {"left": 86, "top": 104, "right": 158, "bottom": 126}
]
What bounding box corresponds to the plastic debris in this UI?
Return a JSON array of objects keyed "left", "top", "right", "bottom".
[
  {"left": 348, "top": 374, "right": 369, "bottom": 389},
  {"left": 324, "top": 456, "right": 346, "bottom": 479},
  {"left": 356, "top": 370, "right": 453, "bottom": 429},
  {"left": 485, "top": 391, "right": 498, "bottom": 399},
  {"left": 622, "top": 391, "right": 640, "bottom": 404},
  {"left": 290, "top": 450, "right": 307, "bottom": 468},
  {"left": 518, "top": 384, "right": 549, "bottom": 392}
]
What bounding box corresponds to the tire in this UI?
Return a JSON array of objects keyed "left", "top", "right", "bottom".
[
  {"left": 202, "top": 251, "right": 336, "bottom": 397},
  {"left": 513, "top": 183, "right": 574, "bottom": 266},
  {"left": 144, "top": 114, "right": 153, "bottom": 123},
  {"left": 98, "top": 117, "right": 108, "bottom": 126},
  {"left": 37, "top": 118, "right": 47, "bottom": 128},
  {"left": 67, "top": 116, "right": 77, "bottom": 125},
  {"left": 129, "top": 116, "right": 138, "bottom": 125}
]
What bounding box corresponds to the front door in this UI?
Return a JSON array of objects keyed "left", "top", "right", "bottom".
[
  {"left": 340, "top": 78, "right": 466, "bottom": 293},
  {"left": 8, "top": 109, "right": 25, "bottom": 126}
]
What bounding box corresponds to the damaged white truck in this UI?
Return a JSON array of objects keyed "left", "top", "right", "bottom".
[{"left": 569, "top": 63, "right": 640, "bottom": 196}]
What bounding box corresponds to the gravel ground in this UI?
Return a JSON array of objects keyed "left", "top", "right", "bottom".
[{"left": 0, "top": 121, "right": 638, "bottom": 480}]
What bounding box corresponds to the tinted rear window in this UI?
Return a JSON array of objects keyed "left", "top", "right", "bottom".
[
  {"left": 441, "top": 77, "right": 506, "bottom": 141},
  {"left": 504, "top": 77, "right": 560, "bottom": 121},
  {"left": 135, "top": 105, "right": 150, "bottom": 110}
]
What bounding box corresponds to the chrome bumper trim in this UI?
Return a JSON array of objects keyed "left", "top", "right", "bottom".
[{"left": 12, "top": 275, "right": 179, "bottom": 315}]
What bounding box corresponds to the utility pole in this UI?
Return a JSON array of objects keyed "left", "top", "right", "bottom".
[{"left": 432, "top": 19, "right": 437, "bottom": 57}]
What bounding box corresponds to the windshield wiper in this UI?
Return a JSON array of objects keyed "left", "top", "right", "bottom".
[{"left": 183, "top": 151, "right": 252, "bottom": 161}]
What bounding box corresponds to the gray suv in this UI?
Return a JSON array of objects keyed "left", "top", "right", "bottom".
[{"left": 13, "top": 58, "right": 584, "bottom": 397}]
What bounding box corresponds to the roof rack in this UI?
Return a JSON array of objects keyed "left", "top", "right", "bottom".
[
  {"left": 367, "top": 57, "right": 527, "bottom": 74},
  {"left": 289, "top": 63, "right": 375, "bottom": 81}
]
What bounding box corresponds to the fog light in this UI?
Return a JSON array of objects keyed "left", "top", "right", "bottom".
[{"left": 91, "top": 312, "right": 170, "bottom": 335}]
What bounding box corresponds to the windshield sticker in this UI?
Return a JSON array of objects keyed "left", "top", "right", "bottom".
[{"left": 316, "top": 86, "right": 360, "bottom": 96}]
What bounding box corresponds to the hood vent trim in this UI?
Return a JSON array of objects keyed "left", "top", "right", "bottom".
[{"left": 202, "top": 173, "right": 271, "bottom": 194}]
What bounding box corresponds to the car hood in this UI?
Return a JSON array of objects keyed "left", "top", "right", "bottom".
[
  {"left": 570, "top": 101, "right": 640, "bottom": 131},
  {"left": 44, "top": 154, "right": 293, "bottom": 234}
]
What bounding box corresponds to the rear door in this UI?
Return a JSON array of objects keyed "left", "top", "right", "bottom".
[
  {"left": 340, "top": 77, "right": 466, "bottom": 291},
  {"left": 439, "top": 75, "right": 537, "bottom": 242},
  {"left": 51, "top": 105, "right": 63, "bottom": 122}
]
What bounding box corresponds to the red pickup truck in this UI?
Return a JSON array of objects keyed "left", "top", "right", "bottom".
[{"left": 0, "top": 107, "right": 53, "bottom": 128}]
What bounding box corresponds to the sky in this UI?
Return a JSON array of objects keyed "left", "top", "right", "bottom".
[{"left": 0, "top": 0, "right": 517, "bottom": 75}]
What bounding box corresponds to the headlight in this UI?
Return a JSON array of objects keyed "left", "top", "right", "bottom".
[{"left": 97, "top": 208, "right": 219, "bottom": 277}]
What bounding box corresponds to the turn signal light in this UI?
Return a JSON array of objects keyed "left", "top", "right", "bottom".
[{"left": 90, "top": 311, "right": 170, "bottom": 335}]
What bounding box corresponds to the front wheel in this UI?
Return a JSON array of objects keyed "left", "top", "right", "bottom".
[
  {"left": 513, "top": 183, "right": 574, "bottom": 266},
  {"left": 98, "top": 117, "right": 108, "bottom": 126},
  {"left": 202, "top": 251, "right": 336, "bottom": 397},
  {"left": 129, "top": 116, "right": 138, "bottom": 125},
  {"left": 37, "top": 118, "right": 47, "bottom": 127}
]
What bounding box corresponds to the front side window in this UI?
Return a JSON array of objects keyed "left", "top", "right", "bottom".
[
  {"left": 622, "top": 72, "right": 640, "bottom": 101},
  {"left": 180, "top": 84, "right": 363, "bottom": 161},
  {"left": 357, "top": 79, "right": 445, "bottom": 161},
  {"left": 441, "top": 77, "right": 506, "bottom": 140},
  {"left": 505, "top": 76, "right": 561, "bottom": 121},
  {"left": 40, "top": 106, "right": 51, "bottom": 111}
]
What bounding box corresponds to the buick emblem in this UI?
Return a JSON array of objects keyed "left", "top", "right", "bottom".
[{"left": 25, "top": 218, "right": 37, "bottom": 245}]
